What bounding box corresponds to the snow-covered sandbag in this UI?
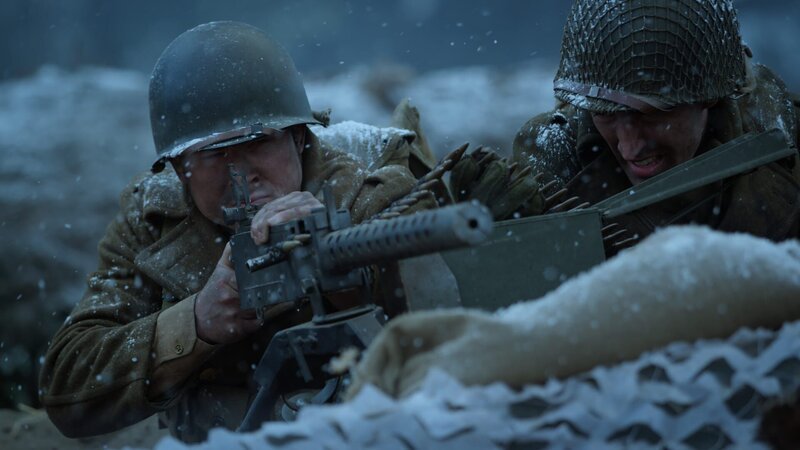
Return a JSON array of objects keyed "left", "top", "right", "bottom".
[{"left": 349, "top": 226, "right": 800, "bottom": 398}]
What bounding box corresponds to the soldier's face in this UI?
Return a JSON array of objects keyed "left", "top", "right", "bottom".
[
  {"left": 175, "top": 128, "right": 304, "bottom": 225},
  {"left": 591, "top": 104, "right": 709, "bottom": 185}
]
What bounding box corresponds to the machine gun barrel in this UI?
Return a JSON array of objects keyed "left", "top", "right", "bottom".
[{"left": 319, "top": 202, "right": 492, "bottom": 272}]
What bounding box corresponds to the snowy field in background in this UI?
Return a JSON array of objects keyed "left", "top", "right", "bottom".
[
  {"left": 0, "top": 62, "right": 555, "bottom": 407},
  {"left": 305, "top": 62, "right": 556, "bottom": 153}
]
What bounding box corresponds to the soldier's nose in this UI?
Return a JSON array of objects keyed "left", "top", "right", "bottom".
[
  {"left": 229, "top": 159, "right": 258, "bottom": 183},
  {"left": 245, "top": 167, "right": 260, "bottom": 184},
  {"left": 616, "top": 124, "right": 646, "bottom": 160}
]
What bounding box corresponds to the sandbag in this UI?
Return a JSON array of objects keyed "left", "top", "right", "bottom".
[{"left": 348, "top": 226, "right": 800, "bottom": 398}]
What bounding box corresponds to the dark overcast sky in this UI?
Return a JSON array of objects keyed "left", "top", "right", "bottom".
[{"left": 0, "top": 0, "right": 797, "bottom": 88}]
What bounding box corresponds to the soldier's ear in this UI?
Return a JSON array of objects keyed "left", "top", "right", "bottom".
[
  {"left": 290, "top": 125, "right": 307, "bottom": 154},
  {"left": 170, "top": 158, "right": 190, "bottom": 184},
  {"left": 170, "top": 159, "right": 197, "bottom": 206}
]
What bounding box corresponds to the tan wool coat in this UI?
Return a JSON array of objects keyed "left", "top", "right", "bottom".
[{"left": 39, "top": 132, "right": 423, "bottom": 443}]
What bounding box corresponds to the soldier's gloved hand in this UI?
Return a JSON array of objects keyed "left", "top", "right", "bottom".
[
  {"left": 448, "top": 148, "right": 545, "bottom": 220},
  {"left": 250, "top": 191, "right": 324, "bottom": 245},
  {"left": 195, "top": 243, "right": 261, "bottom": 344}
]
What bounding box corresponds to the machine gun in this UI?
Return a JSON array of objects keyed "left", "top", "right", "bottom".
[{"left": 221, "top": 166, "right": 493, "bottom": 430}]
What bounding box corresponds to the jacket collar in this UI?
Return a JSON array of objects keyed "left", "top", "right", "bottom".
[
  {"left": 134, "top": 206, "right": 228, "bottom": 300},
  {"left": 132, "top": 167, "right": 227, "bottom": 300}
]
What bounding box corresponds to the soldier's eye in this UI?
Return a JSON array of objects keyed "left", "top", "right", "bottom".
[
  {"left": 591, "top": 112, "right": 614, "bottom": 123},
  {"left": 201, "top": 150, "right": 227, "bottom": 160}
]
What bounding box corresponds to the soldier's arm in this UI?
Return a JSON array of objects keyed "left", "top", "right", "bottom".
[
  {"left": 147, "top": 294, "right": 219, "bottom": 401},
  {"left": 349, "top": 164, "right": 430, "bottom": 222},
  {"left": 511, "top": 105, "right": 582, "bottom": 189},
  {"left": 305, "top": 137, "right": 434, "bottom": 223},
  {"left": 38, "top": 177, "right": 216, "bottom": 437}
]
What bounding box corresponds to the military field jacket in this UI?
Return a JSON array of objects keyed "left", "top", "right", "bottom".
[
  {"left": 39, "top": 134, "right": 420, "bottom": 442},
  {"left": 512, "top": 64, "right": 800, "bottom": 244}
]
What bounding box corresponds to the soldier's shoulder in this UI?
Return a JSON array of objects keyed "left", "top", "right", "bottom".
[
  {"left": 740, "top": 63, "right": 799, "bottom": 147},
  {"left": 752, "top": 63, "right": 790, "bottom": 92},
  {"left": 313, "top": 121, "right": 417, "bottom": 172},
  {"left": 512, "top": 103, "right": 583, "bottom": 184},
  {"left": 120, "top": 167, "right": 189, "bottom": 221}
]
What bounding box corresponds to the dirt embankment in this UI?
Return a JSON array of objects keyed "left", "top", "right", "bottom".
[{"left": 0, "top": 408, "right": 167, "bottom": 450}]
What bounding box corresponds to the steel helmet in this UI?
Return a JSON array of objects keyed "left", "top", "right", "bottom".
[
  {"left": 149, "top": 21, "right": 322, "bottom": 171},
  {"left": 554, "top": 0, "right": 748, "bottom": 114}
]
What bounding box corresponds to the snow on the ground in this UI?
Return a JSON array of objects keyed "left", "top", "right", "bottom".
[
  {"left": 0, "top": 66, "right": 154, "bottom": 407},
  {"left": 306, "top": 62, "right": 557, "bottom": 155},
  {"left": 0, "top": 66, "right": 153, "bottom": 307}
]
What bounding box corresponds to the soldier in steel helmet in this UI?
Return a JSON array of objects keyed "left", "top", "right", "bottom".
[
  {"left": 38, "top": 21, "right": 434, "bottom": 442},
  {"left": 513, "top": 0, "right": 800, "bottom": 246}
]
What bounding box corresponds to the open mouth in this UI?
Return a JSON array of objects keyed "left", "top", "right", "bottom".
[
  {"left": 630, "top": 155, "right": 661, "bottom": 167},
  {"left": 626, "top": 154, "right": 666, "bottom": 180}
]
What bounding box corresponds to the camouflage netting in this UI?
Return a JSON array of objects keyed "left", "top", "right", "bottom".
[
  {"left": 149, "top": 319, "right": 800, "bottom": 450},
  {"left": 554, "top": 0, "right": 747, "bottom": 113}
]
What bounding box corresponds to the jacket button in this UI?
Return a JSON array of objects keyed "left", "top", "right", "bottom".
[{"left": 175, "top": 343, "right": 184, "bottom": 354}]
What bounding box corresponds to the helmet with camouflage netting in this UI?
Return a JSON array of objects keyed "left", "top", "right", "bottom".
[
  {"left": 149, "top": 21, "right": 322, "bottom": 172},
  {"left": 553, "top": 0, "right": 748, "bottom": 114}
]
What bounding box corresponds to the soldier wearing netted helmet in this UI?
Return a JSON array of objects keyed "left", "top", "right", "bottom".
[{"left": 513, "top": 0, "right": 799, "bottom": 244}]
